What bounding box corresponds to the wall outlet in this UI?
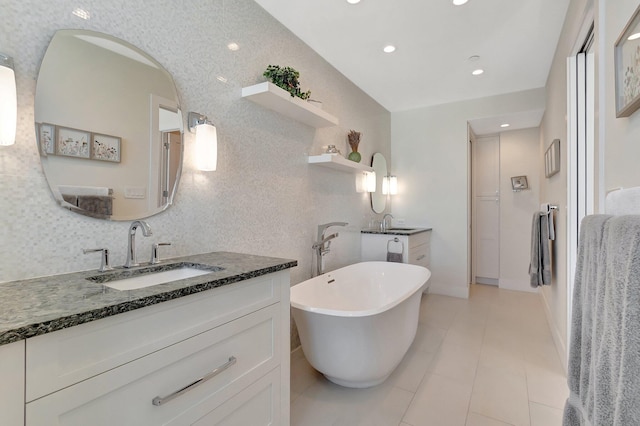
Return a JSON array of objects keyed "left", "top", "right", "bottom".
[
  {"left": 396, "top": 218, "right": 406, "bottom": 225},
  {"left": 124, "top": 187, "right": 146, "bottom": 199}
]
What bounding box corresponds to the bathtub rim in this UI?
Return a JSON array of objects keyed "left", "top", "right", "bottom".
[{"left": 290, "top": 261, "right": 430, "bottom": 318}]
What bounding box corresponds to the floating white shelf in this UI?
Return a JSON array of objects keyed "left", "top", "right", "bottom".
[
  {"left": 308, "top": 154, "right": 374, "bottom": 173},
  {"left": 241, "top": 82, "right": 339, "bottom": 128}
]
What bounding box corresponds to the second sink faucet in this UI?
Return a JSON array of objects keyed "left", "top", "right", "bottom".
[
  {"left": 124, "top": 220, "right": 153, "bottom": 268},
  {"left": 382, "top": 214, "right": 394, "bottom": 231}
]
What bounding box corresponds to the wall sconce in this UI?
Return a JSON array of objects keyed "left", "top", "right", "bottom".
[
  {"left": 382, "top": 175, "right": 398, "bottom": 195},
  {"left": 357, "top": 171, "right": 377, "bottom": 193},
  {"left": 188, "top": 111, "right": 217, "bottom": 171},
  {"left": 0, "top": 53, "right": 16, "bottom": 146}
]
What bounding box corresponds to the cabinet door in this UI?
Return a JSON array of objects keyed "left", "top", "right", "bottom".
[
  {"left": 475, "top": 198, "right": 500, "bottom": 280},
  {"left": 26, "top": 305, "right": 280, "bottom": 426},
  {"left": 473, "top": 136, "right": 500, "bottom": 198},
  {"left": 408, "top": 244, "right": 429, "bottom": 268},
  {"left": 0, "top": 340, "right": 25, "bottom": 426},
  {"left": 361, "top": 234, "right": 409, "bottom": 262}
]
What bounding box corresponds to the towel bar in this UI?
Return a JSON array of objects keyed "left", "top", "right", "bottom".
[{"left": 540, "top": 203, "right": 559, "bottom": 215}]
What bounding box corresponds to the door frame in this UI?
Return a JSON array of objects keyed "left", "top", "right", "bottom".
[{"left": 566, "top": 19, "right": 595, "bottom": 362}]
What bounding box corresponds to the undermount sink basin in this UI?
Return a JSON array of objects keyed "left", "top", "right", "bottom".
[{"left": 86, "top": 263, "right": 222, "bottom": 291}]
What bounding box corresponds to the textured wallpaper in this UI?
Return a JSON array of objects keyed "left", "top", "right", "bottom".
[
  {"left": 0, "top": 0, "right": 391, "bottom": 346},
  {"left": 0, "top": 0, "right": 390, "bottom": 282}
]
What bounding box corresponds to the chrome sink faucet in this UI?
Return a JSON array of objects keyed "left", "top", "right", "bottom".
[
  {"left": 382, "top": 214, "right": 394, "bottom": 231},
  {"left": 313, "top": 222, "right": 348, "bottom": 276},
  {"left": 124, "top": 220, "right": 153, "bottom": 268}
]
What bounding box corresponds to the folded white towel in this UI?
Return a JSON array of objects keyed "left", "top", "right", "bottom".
[
  {"left": 605, "top": 187, "right": 640, "bottom": 215},
  {"left": 58, "top": 185, "right": 110, "bottom": 196}
]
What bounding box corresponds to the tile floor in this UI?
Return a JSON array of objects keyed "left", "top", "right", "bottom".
[{"left": 290, "top": 284, "right": 568, "bottom": 426}]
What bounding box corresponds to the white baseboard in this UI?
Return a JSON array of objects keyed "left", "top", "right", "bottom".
[
  {"left": 499, "top": 278, "right": 539, "bottom": 293},
  {"left": 539, "top": 289, "right": 568, "bottom": 373},
  {"left": 428, "top": 282, "right": 469, "bottom": 299}
]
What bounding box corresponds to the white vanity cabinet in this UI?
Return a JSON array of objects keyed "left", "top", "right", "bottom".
[
  {"left": 0, "top": 340, "right": 25, "bottom": 426},
  {"left": 23, "top": 270, "right": 290, "bottom": 426},
  {"left": 361, "top": 230, "right": 431, "bottom": 268}
]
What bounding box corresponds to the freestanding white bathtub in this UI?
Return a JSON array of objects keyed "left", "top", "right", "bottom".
[{"left": 290, "top": 261, "right": 431, "bottom": 388}]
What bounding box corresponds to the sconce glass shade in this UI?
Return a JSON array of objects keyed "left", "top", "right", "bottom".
[
  {"left": 366, "top": 171, "right": 377, "bottom": 193},
  {"left": 0, "top": 54, "right": 16, "bottom": 146},
  {"left": 382, "top": 175, "right": 398, "bottom": 195},
  {"left": 389, "top": 175, "right": 398, "bottom": 195},
  {"left": 195, "top": 122, "right": 217, "bottom": 171}
]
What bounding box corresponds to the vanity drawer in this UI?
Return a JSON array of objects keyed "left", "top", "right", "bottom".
[
  {"left": 26, "top": 304, "right": 280, "bottom": 426},
  {"left": 409, "top": 243, "right": 430, "bottom": 268},
  {"left": 408, "top": 231, "right": 430, "bottom": 249},
  {"left": 26, "top": 271, "right": 287, "bottom": 402},
  {"left": 190, "top": 367, "right": 281, "bottom": 426}
]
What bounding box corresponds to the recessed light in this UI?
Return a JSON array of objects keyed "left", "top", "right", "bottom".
[
  {"left": 72, "top": 8, "right": 90, "bottom": 20},
  {"left": 383, "top": 45, "right": 396, "bottom": 53},
  {"left": 347, "top": 0, "right": 361, "bottom": 3},
  {"left": 472, "top": 69, "right": 484, "bottom": 75},
  {"left": 453, "top": 0, "right": 468, "bottom": 5},
  {"left": 468, "top": 55, "right": 480, "bottom": 62},
  {"left": 628, "top": 32, "right": 640, "bottom": 41},
  {"left": 227, "top": 42, "right": 240, "bottom": 51},
  {"left": 500, "top": 123, "right": 510, "bottom": 128}
]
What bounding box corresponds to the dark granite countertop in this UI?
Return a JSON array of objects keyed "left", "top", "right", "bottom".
[
  {"left": 361, "top": 227, "right": 432, "bottom": 236},
  {"left": 0, "top": 251, "right": 297, "bottom": 346}
]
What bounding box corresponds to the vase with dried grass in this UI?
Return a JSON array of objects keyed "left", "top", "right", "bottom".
[{"left": 347, "top": 130, "right": 361, "bottom": 163}]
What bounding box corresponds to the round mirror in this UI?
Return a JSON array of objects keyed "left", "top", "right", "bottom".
[
  {"left": 35, "top": 30, "right": 183, "bottom": 220},
  {"left": 371, "top": 153, "right": 387, "bottom": 213}
]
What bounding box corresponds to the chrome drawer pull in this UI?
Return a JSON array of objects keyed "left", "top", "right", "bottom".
[
  {"left": 152, "top": 356, "right": 237, "bottom": 406},
  {"left": 416, "top": 255, "right": 426, "bottom": 261}
]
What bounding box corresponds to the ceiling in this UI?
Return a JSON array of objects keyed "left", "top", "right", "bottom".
[{"left": 254, "top": 0, "right": 571, "bottom": 134}]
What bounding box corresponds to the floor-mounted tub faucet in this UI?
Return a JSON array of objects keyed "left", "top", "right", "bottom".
[
  {"left": 313, "top": 222, "right": 348, "bottom": 276},
  {"left": 124, "top": 220, "right": 153, "bottom": 268}
]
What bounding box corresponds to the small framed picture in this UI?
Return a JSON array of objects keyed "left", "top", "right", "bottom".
[
  {"left": 91, "top": 133, "right": 121, "bottom": 162},
  {"left": 39, "top": 123, "right": 55, "bottom": 155},
  {"left": 511, "top": 176, "right": 529, "bottom": 191},
  {"left": 545, "top": 139, "right": 561, "bottom": 178},
  {"left": 56, "top": 126, "right": 90, "bottom": 159},
  {"left": 615, "top": 3, "right": 640, "bottom": 117}
]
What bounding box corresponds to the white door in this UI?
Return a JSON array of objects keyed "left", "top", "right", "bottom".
[{"left": 473, "top": 136, "right": 500, "bottom": 284}]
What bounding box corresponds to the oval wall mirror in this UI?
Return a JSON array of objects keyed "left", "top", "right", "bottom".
[
  {"left": 35, "top": 29, "right": 183, "bottom": 221},
  {"left": 371, "top": 153, "right": 387, "bottom": 213}
]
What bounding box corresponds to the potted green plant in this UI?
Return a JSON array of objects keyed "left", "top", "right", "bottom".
[{"left": 263, "top": 65, "right": 311, "bottom": 100}]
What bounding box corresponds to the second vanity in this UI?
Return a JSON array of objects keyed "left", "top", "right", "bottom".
[
  {"left": 360, "top": 227, "right": 432, "bottom": 269},
  {"left": 0, "top": 252, "right": 296, "bottom": 426}
]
